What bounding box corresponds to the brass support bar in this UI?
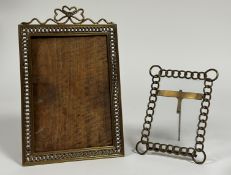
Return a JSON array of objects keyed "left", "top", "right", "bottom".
[{"left": 157, "top": 90, "right": 203, "bottom": 100}]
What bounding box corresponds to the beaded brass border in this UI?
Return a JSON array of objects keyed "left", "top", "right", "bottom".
[
  {"left": 136, "top": 65, "right": 218, "bottom": 164},
  {"left": 19, "top": 6, "right": 124, "bottom": 166}
]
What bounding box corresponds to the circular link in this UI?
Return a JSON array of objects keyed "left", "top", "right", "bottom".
[
  {"left": 196, "top": 135, "right": 205, "bottom": 143},
  {"left": 195, "top": 143, "right": 204, "bottom": 151},
  {"left": 198, "top": 120, "right": 207, "bottom": 128},
  {"left": 205, "top": 68, "right": 219, "bottom": 81},
  {"left": 200, "top": 106, "right": 209, "bottom": 114},
  {"left": 151, "top": 81, "right": 160, "bottom": 89},
  {"left": 188, "top": 148, "right": 196, "bottom": 156},
  {"left": 192, "top": 71, "right": 199, "bottom": 80},
  {"left": 143, "top": 123, "right": 151, "bottom": 130},
  {"left": 160, "top": 69, "right": 167, "bottom": 77},
  {"left": 166, "top": 69, "right": 173, "bottom": 78},
  {"left": 179, "top": 147, "right": 188, "bottom": 156},
  {"left": 166, "top": 145, "right": 173, "bottom": 153},
  {"left": 148, "top": 101, "right": 156, "bottom": 108},
  {"left": 179, "top": 70, "right": 185, "bottom": 78},
  {"left": 141, "top": 135, "right": 149, "bottom": 144},
  {"left": 149, "top": 95, "right": 157, "bottom": 102},
  {"left": 172, "top": 70, "right": 179, "bottom": 78},
  {"left": 150, "top": 65, "right": 162, "bottom": 77},
  {"left": 199, "top": 113, "right": 208, "bottom": 121},
  {"left": 192, "top": 150, "right": 206, "bottom": 164},
  {"left": 205, "top": 80, "right": 213, "bottom": 86},
  {"left": 136, "top": 141, "right": 148, "bottom": 155},
  {"left": 148, "top": 142, "right": 154, "bottom": 150},
  {"left": 173, "top": 146, "right": 180, "bottom": 155},
  {"left": 154, "top": 143, "right": 160, "bottom": 152},
  {"left": 160, "top": 144, "right": 167, "bottom": 152},
  {"left": 203, "top": 93, "right": 212, "bottom": 100},
  {"left": 201, "top": 99, "right": 210, "bottom": 108},
  {"left": 144, "top": 115, "right": 153, "bottom": 123},
  {"left": 141, "top": 128, "right": 150, "bottom": 136},
  {"left": 203, "top": 85, "right": 213, "bottom": 94},
  {"left": 185, "top": 71, "right": 192, "bottom": 79},
  {"left": 150, "top": 88, "right": 158, "bottom": 95},
  {"left": 152, "top": 75, "right": 161, "bottom": 82},
  {"left": 198, "top": 72, "right": 205, "bottom": 80},
  {"left": 146, "top": 107, "right": 154, "bottom": 116}
]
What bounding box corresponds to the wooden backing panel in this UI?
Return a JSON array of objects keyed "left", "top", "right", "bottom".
[{"left": 31, "top": 35, "right": 113, "bottom": 152}]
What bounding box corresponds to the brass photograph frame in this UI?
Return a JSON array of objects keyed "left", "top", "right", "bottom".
[
  {"left": 19, "top": 6, "right": 124, "bottom": 166},
  {"left": 136, "top": 65, "right": 218, "bottom": 164}
]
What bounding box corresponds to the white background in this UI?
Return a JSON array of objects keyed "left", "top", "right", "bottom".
[{"left": 0, "top": 0, "right": 230, "bottom": 174}]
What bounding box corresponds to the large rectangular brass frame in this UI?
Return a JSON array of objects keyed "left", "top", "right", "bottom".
[{"left": 19, "top": 6, "right": 124, "bottom": 166}]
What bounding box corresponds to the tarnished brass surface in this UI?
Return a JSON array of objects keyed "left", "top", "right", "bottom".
[
  {"left": 19, "top": 5, "right": 124, "bottom": 166},
  {"left": 157, "top": 90, "right": 203, "bottom": 100}
]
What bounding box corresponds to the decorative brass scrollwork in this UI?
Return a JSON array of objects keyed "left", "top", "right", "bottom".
[{"left": 22, "top": 5, "right": 112, "bottom": 25}]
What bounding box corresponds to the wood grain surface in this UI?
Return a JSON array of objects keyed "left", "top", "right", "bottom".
[{"left": 30, "top": 35, "right": 113, "bottom": 152}]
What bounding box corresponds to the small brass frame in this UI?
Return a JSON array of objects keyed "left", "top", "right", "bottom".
[
  {"left": 136, "top": 65, "right": 218, "bottom": 164},
  {"left": 19, "top": 6, "right": 124, "bottom": 166}
]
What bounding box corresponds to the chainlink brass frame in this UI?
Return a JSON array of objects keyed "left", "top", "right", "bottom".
[
  {"left": 136, "top": 65, "right": 218, "bottom": 164},
  {"left": 19, "top": 6, "right": 124, "bottom": 166}
]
